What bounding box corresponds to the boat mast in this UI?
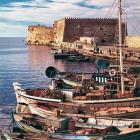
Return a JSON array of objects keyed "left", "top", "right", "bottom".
[{"left": 118, "top": 0, "right": 124, "bottom": 94}]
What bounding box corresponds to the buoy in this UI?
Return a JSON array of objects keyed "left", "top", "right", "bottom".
[{"left": 109, "top": 69, "right": 116, "bottom": 77}]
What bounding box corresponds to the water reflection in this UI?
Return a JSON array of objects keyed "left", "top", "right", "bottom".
[
  {"left": 0, "top": 38, "right": 95, "bottom": 105},
  {"left": 27, "top": 45, "right": 96, "bottom": 73}
]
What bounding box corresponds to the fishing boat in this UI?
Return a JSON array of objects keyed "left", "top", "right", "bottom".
[
  {"left": 94, "top": 107, "right": 140, "bottom": 118},
  {"left": 13, "top": 70, "right": 140, "bottom": 108},
  {"left": 53, "top": 51, "right": 79, "bottom": 59},
  {"left": 28, "top": 103, "right": 140, "bottom": 119},
  {"left": 28, "top": 103, "right": 63, "bottom": 117},
  {"left": 62, "top": 76, "right": 83, "bottom": 87},
  {"left": 50, "top": 48, "right": 62, "bottom": 54},
  {"left": 12, "top": 113, "right": 140, "bottom": 140},
  {"left": 13, "top": 113, "right": 42, "bottom": 133},
  {"left": 48, "top": 128, "right": 140, "bottom": 140},
  {"left": 67, "top": 55, "right": 90, "bottom": 62},
  {"left": 60, "top": 72, "right": 98, "bottom": 88},
  {"left": 13, "top": 112, "right": 76, "bottom": 133},
  {"left": 13, "top": 82, "right": 64, "bottom": 104},
  {"left": 1, "top": 132, "right": 51, "bottom": 140}
]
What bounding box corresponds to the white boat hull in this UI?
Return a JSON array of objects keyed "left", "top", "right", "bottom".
[
  {"left": 13, "top": 82, "right": 140, "bottom": 108},
  {"left": 29, "top": 104, "right": 55, "bottom": 117},
  {"left": 13, "top": 82, "right": 61, "bottom": 104},
  {"left": 62, "top": 78, "right": 82, "bottom": 87}
]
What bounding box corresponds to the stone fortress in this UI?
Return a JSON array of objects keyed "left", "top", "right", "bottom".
[{"left": 27, "top": 17, "right": 126, "bottom": 46}]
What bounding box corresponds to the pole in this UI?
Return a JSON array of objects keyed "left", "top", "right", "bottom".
[
  {"left": 118, "top": 0, "right": 124, "bottom": 94},
  {"left": 124, "top": 13, "right": 127, "bottom": 46}
]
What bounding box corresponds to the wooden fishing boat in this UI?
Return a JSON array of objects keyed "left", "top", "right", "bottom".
[
  {"left": 13, "top": 82, "right": 64, "bottom": 104},
  {"left": 13, "top": 113, "right": 43, "bottom": 133},
  {"left": 28, "top": 103, "right": 63, "bottom": 117},
  {"left": 1, "top": 132, "right": 55, "bottom": 140},
  {"left": 28, "top": 103, "right": 140, "bottom": 119},
  {"left": 94, "top": 107, "right": 140, "bottom": 118},
  {"left": 13, "top": 113, "right": 140, "bottom": 140},
  {"left": 62, "top": 77, "right": 82, "bottom": 87},
  {"left": 77, "top": 117, "right": 140, "bottom": 128},
  {"left": 61, "top": 71, "right": 134, "bottom": 88},
  {"left": 48, "top": 128, "right": 140, "bottom": 140},
  {"left": 54, "top": 51, "right": 79, "bottom": 59},
  {"left": 13, "top": 78, "right": 140, "bottom": 109},
  {"left": 13, "top": 113, "right": 76, "bottom": 133}
]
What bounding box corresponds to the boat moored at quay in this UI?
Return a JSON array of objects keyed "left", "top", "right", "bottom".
[{"left": 13, "top": 73, "right": 140, "bottom": 108}]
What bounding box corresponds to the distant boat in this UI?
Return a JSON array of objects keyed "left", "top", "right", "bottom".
[
  {"left": 67, "top": 55, "right": 90, "bottom": 62},
  {"left": 53, "top": 51, "right": 79, "bottom": 59},
  {"left": 50, "top": 48, "right": 62, "bottom": 54}
]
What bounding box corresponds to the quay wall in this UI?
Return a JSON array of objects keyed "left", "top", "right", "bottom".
[{"left": 53, "top": 42, "right": 140, "bottom": 64}]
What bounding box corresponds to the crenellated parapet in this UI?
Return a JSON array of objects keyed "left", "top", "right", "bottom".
[{"left": 64, "top": 17, "right": 117, "bottom": 21}]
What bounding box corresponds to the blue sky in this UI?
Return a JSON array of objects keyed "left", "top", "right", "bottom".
[{"left": 0, "top": 0, "right": 140, "bottom": 37}]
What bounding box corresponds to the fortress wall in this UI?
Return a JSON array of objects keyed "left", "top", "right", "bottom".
[
  {"left": 53, "top": 19, "right": 65, "bottom": 43},
  {"left": 27, "top": 25, "right": 54, "bottom": 45},
  {"left": 55, "top": 18, "right": 126, "bottom": 45},
  {"left": 27, "top": 18, "right": 126, "bottom": 45}
]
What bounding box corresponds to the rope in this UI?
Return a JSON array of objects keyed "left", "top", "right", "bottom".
[
  {"left": 93, "top": 0, "right": 117, "bottom": 37},
  {"left": 123, "top": 0, "right": 140, "bottom": 34}
]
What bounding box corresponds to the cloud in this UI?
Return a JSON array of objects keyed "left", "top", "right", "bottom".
[
  {"left": 0, "top": 23, "right": 26, "bottom": 37},
  {"left": 0, "top": 0, "right": 140, "bottom": 37}
]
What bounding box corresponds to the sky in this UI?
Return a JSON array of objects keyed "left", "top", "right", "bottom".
[{"left": 0, "top": 0, "right": 140, "bottom": 37}]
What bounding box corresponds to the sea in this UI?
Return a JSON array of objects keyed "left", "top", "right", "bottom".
[{"left": 0, "top": 37, "right": 96, "bottom": 106}]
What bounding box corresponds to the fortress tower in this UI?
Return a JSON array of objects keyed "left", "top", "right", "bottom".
[{"left": 27, "top": 25, "right": 54, "bottom": 45}]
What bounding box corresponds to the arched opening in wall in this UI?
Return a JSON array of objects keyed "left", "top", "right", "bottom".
[
  {"left": 34, "top": 40, "right": 39, "bottom": 44},
  {"left": 50, "top": 41, "right": 54, "bottom": 43},
  {"left": 101, "top": 39, "right": 106, "bottom": 44}
]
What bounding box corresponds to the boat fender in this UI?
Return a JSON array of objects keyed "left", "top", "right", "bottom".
[{"left": 109, "top": 69, "right": 116, "bottom": 77}]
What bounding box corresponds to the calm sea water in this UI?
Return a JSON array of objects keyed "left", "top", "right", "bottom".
[{"left": 0, "top": 37, "right": 96, "bottom": 105}]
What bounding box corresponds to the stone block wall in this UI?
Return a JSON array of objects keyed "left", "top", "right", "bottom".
[
  {"left": 53, "top": 19, "right": 65, "bottom": 43},
  {"left": 55, "top": 18, "right": 126, "bottom": 45},
  {"left": 27, "top": 18, "right": 126, "bottom": 45},
  {"left": 27, "top": 25, "right": 54, "bottom": 45}
]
